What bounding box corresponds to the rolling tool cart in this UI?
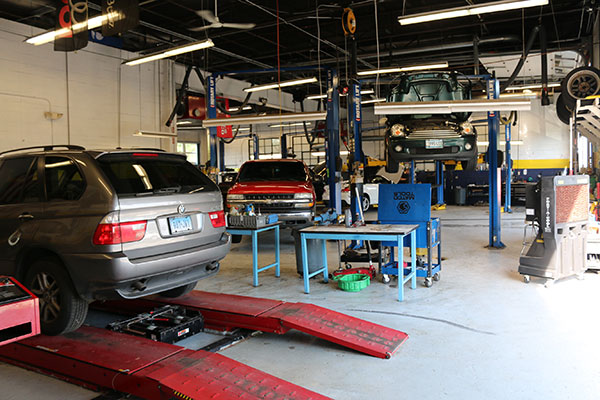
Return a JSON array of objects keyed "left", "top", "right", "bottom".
[
  {"left": 378, "top": 184, "right": 442, "bottom": 287},
  {"left": 0, "top": 276, "right": 40, "bottom": 346}
]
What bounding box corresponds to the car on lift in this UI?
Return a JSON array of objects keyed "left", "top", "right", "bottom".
[
  {"left": 384, "top": 71, "right": 477, "bottom": 173},
  {"left": 0, "top": 145, "right": 230, "bottom": 335},
  {"left": 226, "top": 159, "right": 316, "bottom": 235}
]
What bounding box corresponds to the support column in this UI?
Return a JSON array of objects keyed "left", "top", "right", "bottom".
[
  {"left": 253, "top": 133, "right": 259, "bottom": 160},
  {"left": 350, "top": 82, "right": 364, "bottom": 219},
  {"left": 207, "top": 75, "right": 218, "bottom": 169},
  {"left": 504, "top": 122, "right": 513, "bottom": 213},
  {"left": 326, "top": 69, "right": 342, "bottom": 214},
  {"left": 487, "top": 77, "right": 505, "bottom": 248},
  {"left": 281, "top": 134, "right": 288, "bottom": 158},
  {"left": 436, "top": 161, "right": 444, "bottom": 205}
]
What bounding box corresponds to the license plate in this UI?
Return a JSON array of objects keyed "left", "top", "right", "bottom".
[
  {"left": 425, "top": 139, "right": 444, "bottom": 149},
  {"left": 168, "top": 215, "right": 193, "bottom": 234}
]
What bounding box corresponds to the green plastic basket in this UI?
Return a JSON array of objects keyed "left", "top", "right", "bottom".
[{"left": 334, "top": 273, "right": 370, "bottom": 292}]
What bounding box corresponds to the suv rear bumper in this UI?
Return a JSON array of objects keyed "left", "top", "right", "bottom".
[{"left": 63, "top": 234, "right": 231, "bottom": 300}]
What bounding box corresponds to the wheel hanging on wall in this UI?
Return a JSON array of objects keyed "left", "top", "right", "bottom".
[
  {"left": 555, "top": 93, "right": 572, "bottom": 125},
  {"left": 561, "top": 66, "right": 600, "bottom": 109}
]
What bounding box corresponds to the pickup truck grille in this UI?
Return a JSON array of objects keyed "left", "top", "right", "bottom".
[
  {"left": 245, "top": 194, "right": 294, "bottom": 200},
  {"left": 408, "top": 129, "right": 461, "bottom": 139}
]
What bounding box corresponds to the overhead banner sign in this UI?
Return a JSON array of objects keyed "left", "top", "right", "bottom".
[
  {"left": 54, "top": 0, "right": 89, "bottom": 52},
  {"left": 102, "top": 0, "right": 139, "bottom": 37}
]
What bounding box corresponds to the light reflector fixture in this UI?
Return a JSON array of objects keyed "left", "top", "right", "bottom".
[
  {"left": 361, "top": 98, "right": 386, "bottom": 105},
  {"left": 357, "top": 62, "right": 448, "bottom": 76},
  {"left": 202, "top": 111, "right": 326, "bottom": 128},
  {"left": 243, "top": 77, "right": 317, "bottom": 93},
  {"left": 398, "top": 0, "right": 548, "bottom": 26},
  {"left": 124, "top": 39, "right": 214, "bottom": 66},
  {"left": 26, "top": 12, "right": 120, "bottom": 45},
  {"left": 505, "top": 82, "right": 561, "bottom": 91},
  {"left": 133, "top": 130, "right": 177, "bottom": 138},
  {"left": 268, "top": 122, "right": 312, "bottom": 128}
]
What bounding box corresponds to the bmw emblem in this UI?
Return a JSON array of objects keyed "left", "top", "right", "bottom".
[{"left": 178, "top": 204, "right": 185, "bottom": 214}]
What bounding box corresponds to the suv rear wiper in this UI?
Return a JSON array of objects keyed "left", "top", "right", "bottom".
[{"left": 154, "top": 186, "right": 182, "bottom": 194}]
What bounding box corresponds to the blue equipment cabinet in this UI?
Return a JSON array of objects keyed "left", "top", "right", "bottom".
[{"left": 378, "top": 184, "right": 442, "bottom": 287}]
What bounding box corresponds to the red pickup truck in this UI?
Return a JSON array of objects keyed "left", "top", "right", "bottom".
[{"left": 226, "top": 159, "right": 316, "bottom": 227}]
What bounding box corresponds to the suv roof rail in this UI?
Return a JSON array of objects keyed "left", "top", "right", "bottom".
[{"left": 0, "top": 145, "right": 86, "bottom": 156}]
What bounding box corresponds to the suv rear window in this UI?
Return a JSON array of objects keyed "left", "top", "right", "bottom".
[
  {"left": 238, "top": 161, "right": 307, "bottom": 182},
  {"left": 97, "top": 153, "right": 218, "bottom": 197}
]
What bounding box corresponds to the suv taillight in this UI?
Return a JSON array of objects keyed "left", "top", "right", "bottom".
[
  {"left": 93, "top": 217, "right": 147, "bottom": 245},
  {"left": 209, "top": 210, "right": 226, "bottom": 228}
]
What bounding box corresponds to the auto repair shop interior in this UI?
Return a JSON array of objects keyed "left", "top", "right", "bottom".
[{"left": 0, "top": 1, "right": 599, "bottom": 399}]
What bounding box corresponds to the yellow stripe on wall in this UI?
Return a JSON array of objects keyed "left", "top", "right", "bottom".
[{"left": 512, "top": 159, "right": 569, "bottom": 169}]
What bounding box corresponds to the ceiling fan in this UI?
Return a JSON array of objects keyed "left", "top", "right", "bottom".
[{"left": 189, "top": 0, "right": 256, "bottom": 32}]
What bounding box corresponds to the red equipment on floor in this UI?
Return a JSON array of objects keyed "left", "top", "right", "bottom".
[
  {"left": 0, "top": 276, "right": 40, "bottom": 346},
  {"left": 0, "top": 291, "right": 409, "bottom": 399}
]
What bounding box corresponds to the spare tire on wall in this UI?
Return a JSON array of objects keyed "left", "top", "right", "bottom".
[
  {"left": 561, "top": 66, "right": 600, "bottom": 109},
  {"left": 556, "top": 93, "right": 572, "bottom": 125}
]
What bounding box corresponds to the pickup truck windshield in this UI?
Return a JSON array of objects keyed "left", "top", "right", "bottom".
[
  {"left": 98, "top": 153, "right": 218, "bottom": 196},
  {"left": 238, "top": 161, "right": 307, "bottom": 182}
]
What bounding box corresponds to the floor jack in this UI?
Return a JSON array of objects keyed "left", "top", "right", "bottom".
[{"left": 0, "top": 290, "right": 409, "bottom": 400}]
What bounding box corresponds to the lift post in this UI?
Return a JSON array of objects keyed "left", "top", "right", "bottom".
[
  {"left": 326, "top": 69, "right": 342, "bottom": 214},
  {"left": 504, "top": 121, "right": 513, "bottom": 213},
  {"left": 409, "top": 161, "right": 415, "bottom": 184},
  {"left": 435, "top": 161, "right": 444, "bottom": 206},
  {"left": 207, "top": 75, "right": 219, "bottom": 169},
  {"left": 252, "top": 133, "right": 259, "bottom": 160},
  {"left": 486, "top": 77, "right": 505, "bottom": 248},
  {"left": 349, "top": 82, "right": 364, "bottom": 219}
]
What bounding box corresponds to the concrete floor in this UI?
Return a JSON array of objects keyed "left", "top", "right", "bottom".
[{"left": 2, "top": 205, "right": 600, "bottom": 399}]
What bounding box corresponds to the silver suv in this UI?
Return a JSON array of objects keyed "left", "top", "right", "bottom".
[{"left": 0, "top": 145, "right": 230, "bottom": 335}]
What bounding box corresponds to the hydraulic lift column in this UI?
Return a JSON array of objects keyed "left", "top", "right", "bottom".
[
  {"left": 326, "top": 69, "right": 342, "bottom": 214},
  {"left": 487, "top": 77, "right": 505, "bottom": 248},
  {"left": 207, "top": 74, "right": 219, "bottom": 170},
  {"left": 505, "top": 121, "right": 513, "bottom": 213}
]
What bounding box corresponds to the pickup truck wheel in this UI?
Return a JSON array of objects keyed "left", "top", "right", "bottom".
[
  {"left": 461, "top": 158, "right": 477, "bottom": 171},
  {"left": 159, "top": 281, "right": 196, "bottom": 298},
  {"left": 385, "top": 159, "right": 399, "bottom": 174},
  {"left": 231, "top": 235, "right": 242, "bottom": 243},
  {"left": 25, "top": 259, "right": 88, "bottom": 335}
]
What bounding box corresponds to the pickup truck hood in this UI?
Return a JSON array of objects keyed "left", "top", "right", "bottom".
[{"left": 229, "top": 181, "right": 313, "bottom": 194}]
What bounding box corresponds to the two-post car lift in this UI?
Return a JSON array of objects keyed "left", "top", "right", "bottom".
[{"left": 0, "top": 290, "right": 408, "bottom": 399}]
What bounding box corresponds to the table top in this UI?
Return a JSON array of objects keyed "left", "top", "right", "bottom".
[
  {"left": 226, "top": 221, "right": 282, "bottom": 231},
  {"left": 299, "top": 223, "right": 418, "bottom": 235}
]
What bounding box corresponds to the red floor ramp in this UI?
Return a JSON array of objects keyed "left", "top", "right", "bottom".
[
  {"left": 156, "top": 291, "right": 409, "bottom": 359},
  {"left": 0, "top": 326, "right": 331, "bottom": 400},
  {"left": 146, "top": 349, "right": 331, "bottom": 400}
]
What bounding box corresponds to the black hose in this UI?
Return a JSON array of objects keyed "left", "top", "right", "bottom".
[
  {"left": 165, "top": 66, "right": 193, "bottom": 127},
  {"left": 299, "top": 100, "right": 317, "bottom": 146},
  {"left": 219, "top": 125, "right": 243, "bottom": 144},
  {"left": 500, "top": 25, "right": 540, "bottom": 93}
]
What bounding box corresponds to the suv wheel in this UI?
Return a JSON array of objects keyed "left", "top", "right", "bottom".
[
  {"left": 461, "top": 158, "right": 478, "bottom": 171},
  {"left": 385, "top": 158, "right": 399, "bottom": 173},
  {"left": 159, "top": 281, "right": 197, "bottom": 298},
  {"left": 25, "top": 259, "right": 88, "bottom": 335},
  {"left": 362, "top": 194, "right": 371, "bottom": 212}
]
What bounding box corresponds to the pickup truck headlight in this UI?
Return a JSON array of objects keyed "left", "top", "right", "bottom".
[
  {"left": 390, "top": 124, "right": 406, "bottom": 137},
  {"left": 294, "top": 192, "right": 313, "bottom": 199},
  {"left": 227, "top": 194, "right": 244, "bottom": 200}
]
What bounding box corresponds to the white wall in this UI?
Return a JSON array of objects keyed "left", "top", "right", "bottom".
[{"left": 0, "top": 18, "right": 172, "bottom": 152}]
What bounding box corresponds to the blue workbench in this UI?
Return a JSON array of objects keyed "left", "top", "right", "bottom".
[
  {"left": 227, "top": 222, "right": 281, "bottom": 287},
  {"left": 299, "top": 224, "right": 419, "bottom": 301}
]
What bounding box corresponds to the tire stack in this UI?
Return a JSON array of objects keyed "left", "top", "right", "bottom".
[{"left": 556, "top": 66, "right": 600, "bottom": 125}]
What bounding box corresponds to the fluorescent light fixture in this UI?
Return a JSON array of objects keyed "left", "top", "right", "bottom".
[
  {"left": 505, "top": 82, "right": 561, "bottom": 91},
  {"left": 306, "top": 94, "right": 327, "bottom": 100},
  {"left": 133, "top": 130, "right": 177, "bottom": 138},
  {"left": 124, "top": 39, "right": 214, "bottom": 66},
  {"left": 311, "top": 151, "right": 350, "bottom": 157},
  {"left": 202, "top": 111, "right": 326, "bottom": 128},
  {"left": 227, "top": 106, "right": 253, "bottom": 112},
  {"left": 361, "top": 89, "right": 375, "bottom": 95},
  {"left": 258, "top": 154, "right": 282, "bottom": 160},
  {"left": 176, "top": 121, "right": 192, "bottom": 125},
  {"left": 269, "top": 122, "right": 312, "bottom": 128},
  {"left": 357, "top": 62, "right": 448, "bottom": 76},
  {"left": 398, "top": 0, "right": 548, "bottom": 26},
  {"left": 243, "top": 77, "right": 318, "bottom": 93},
  {"left": 361, "top": 98, "right": 386, "bottom": 105},
  {"left": 26, "top": 12, "right": 121, "bottom": 45},
  {"left": 374, "top": 99, "right": 531, "bottom": 115}
]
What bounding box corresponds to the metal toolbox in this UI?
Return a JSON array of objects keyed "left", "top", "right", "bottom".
[{"left": 228, "top": 214, "right": 278, "bottom": 228}]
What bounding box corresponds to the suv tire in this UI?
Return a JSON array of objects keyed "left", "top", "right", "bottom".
[
  {"left": 25, "top": 258, "right": 88, "bottom": 335},
  {"left": 385, "top": 158, "right": 399, "bottom": 174},
  {"left": 461, "top": 158, "right": 478, "bottom": 171},
  {"left": 159, "top": 281, "right": 197, "bottom": 298}
]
